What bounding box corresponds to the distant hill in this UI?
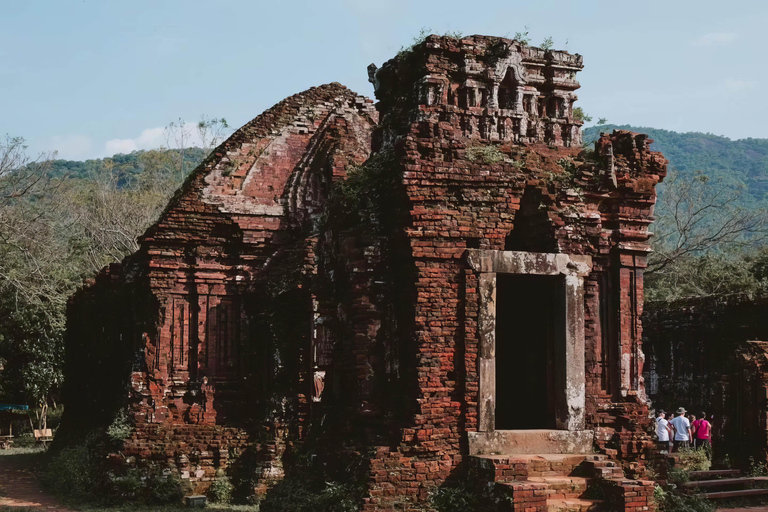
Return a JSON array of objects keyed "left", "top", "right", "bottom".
[
  {"left": 583, "top": 125, "right": 768, "bottom": 205},
  {"left": 47, "top": 129, "right": 768, "bottom": 208},
  {"left": 46, "top": 147, "right": 206, "bottom": 183}
]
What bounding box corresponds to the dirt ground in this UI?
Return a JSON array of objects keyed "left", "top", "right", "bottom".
[{"left": 0, "top": 451, "right": 70, "bottom": 511}]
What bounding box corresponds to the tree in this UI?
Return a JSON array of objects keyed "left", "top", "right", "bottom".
[
  {"left": 0, "top": 123, "right": 219, "bottom": 428},
  {"left": 0, "top": 136, "right": 63, "bottom": 426},
  {"left": 164, "top": 116, "right": 229, "bottom": 180},
  {"left": 648, "top": 170, "right": 768, "bottom": 275}
]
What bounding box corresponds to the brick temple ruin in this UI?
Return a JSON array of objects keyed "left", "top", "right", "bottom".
[{"left": 60, "top": 35, "right": 668, "bottom": 510}]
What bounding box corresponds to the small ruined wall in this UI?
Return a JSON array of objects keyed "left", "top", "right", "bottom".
[{"left": 643, "top": 294, "right": 768, "bottom": 466}]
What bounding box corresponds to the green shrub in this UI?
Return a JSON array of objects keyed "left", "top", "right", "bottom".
[
  {"left": 654, "top": 485, "right": 714, "bottom": 512},
  {"left": 260, "top": 477, "right": 359, "bottom": 512},
  {"left": 430, "top": 484, "right": 479, "bottom": 512},
  {"left": 145, "top": 468, "right": 191, "bottom": 504},
  {"left": 209, "top": 471, "right": 235, "bottom": 504},
  {"left": 108, "top": 468, "right": 145, "bottom": 503},
  {"left": 106, "top": 409, "right": 133, "bottom": 443},
  {"left": 43, "top": 437, "right": 103, "bottom": 503},
  {"left": 677, "top": 448, "right": 711, "bottom": 472},
  {"left": 44, "top": 433, "right": 191, "bottom": 506},
  {"left": 748, "top": 456, "right": 768, "bottom": 477}
]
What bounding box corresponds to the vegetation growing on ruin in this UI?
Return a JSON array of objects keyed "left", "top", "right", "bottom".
[
  {"left": 466, "top": 144, "right": 505, "bottom": 164},
  {"left": 397, "top": 28, "right": 464, "bottom": 57},
  {"left": 325, "top": 149, "right": 406, "bottom": 235},
  {"left": 41, "top": 432, "right": 192, "bottom": 506},
  {"left": 256, "top": 447, "right": 369, "bottom": 512}
]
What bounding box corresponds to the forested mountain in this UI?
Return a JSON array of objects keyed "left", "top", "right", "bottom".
[{"left": 46, "top": 147, "right": 206, "bottom": 183}]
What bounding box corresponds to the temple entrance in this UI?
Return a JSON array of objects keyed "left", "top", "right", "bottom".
[
  {"left": 467, "top": 250, "right": 592, "bottom": 455},
  {"left": 495, "top": 274, "right": 562, "bottom": 430}
]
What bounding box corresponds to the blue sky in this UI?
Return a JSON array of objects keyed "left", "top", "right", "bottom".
[{"left": 1, "top": 0, "right": 765, "bottom": 160}]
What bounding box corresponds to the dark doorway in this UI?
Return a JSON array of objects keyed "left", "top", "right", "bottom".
[{"left": 495, "top": 274, "right": 562, "bottom": 429}]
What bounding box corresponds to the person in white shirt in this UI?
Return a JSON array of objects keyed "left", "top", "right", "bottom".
[
  {"left": 669, "top": 407, "right": 692, "bottom": 452},
  {"left": 655, "top": 410, "right": 672, "bottom": 453}
]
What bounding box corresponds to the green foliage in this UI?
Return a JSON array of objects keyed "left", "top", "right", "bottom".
[
  {"left": 43, "top": 435, "right": 103, "bottom": 503},
  {"left": 666, "top": 448, "right": 712, "bottom": 485},
  {"left": 748, "top": 456, "right": 768, "bottom": 477},
  {"left": 540, "top": 36, "right": 554, "bottom": 50},
  {"left": 466, "top": 145, "right": 506, "bottom": 165},
  {"left": 514, "top": 26, "right": 531, "bottom": 45},
  {"left": 430, "top": 484, "right": 479, "bottom": 512},
  {"left": 209, "top": 471, "right": 235, "bottom": 504},
  {"left": 0, "top": 139, "right": 207, "bottom": 412},
  {"left": 327, "top": 150, "right": 404, "bottom": 235},
  {"left": 644, "top": 247, "right": 768, "bottom": 302},
  {"left": 573, "top": 107, "right": 592, "bottom": 123},
  {"left": 44, "top": 147, "right": 206, "bottom": 182},
  {"left": 583, "top": 124, "right": 768, "bottom": 205},
  {"left": 397, "top": 28, "right": 464, "bottom": 57},
  {"left": 258, "top": 450, "right": 367, "bottom": 512},
  {"left": 678, "top": 447, "right": 712, "bottom": 472},
  {"left": 654, "top": 485, "right": 715, "bottom": 512},
  {"left": 44, "top": 433, "right": 192, "bottom": 506},
  {"left": 144, "top": 469, "right": 191, "bottom": 505},
  {"left": 260, "top": 479, "right": 359, "bottom": 512},
  {"left": 106, "top": 410, "right": 133, "bottom": 443}
]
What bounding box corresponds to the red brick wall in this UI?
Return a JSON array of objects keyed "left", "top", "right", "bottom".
[{"left": 352, "top": 35, "right": 667, "bottom": 507}]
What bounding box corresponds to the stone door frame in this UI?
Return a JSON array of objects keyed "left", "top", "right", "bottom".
[{"left": 466, "top": 249, "right": 592, "bottom": 432}]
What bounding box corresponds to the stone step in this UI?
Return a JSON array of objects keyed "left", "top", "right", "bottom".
[
  {"left": 701, "top": 488, "right": 768, "bottom": 499},
  {"left": 527, "top": 476, "right": 592, "bottom": 498},
  {"left": 689, "top": 469, "right": 742, "bottom": 480},
  {"left": 470, "top": 453, "right": 607, "bottom": 483},
  {"left": 681, "top": 477, "right": 755, "bottom": 489},
  {"left": 579, "top": 458, "right": 624, "bottom": 479},
  {"left": 547, "top": 497, "right": 604, "bottom": 512},
  {"left": 468, "top": 430, "right": 595, "bottom": 456}
]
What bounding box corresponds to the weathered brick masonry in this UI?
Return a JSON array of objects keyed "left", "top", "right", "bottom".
[
  {"left": 62, "top": 83, "right": 378, "bottom": 488},
  {"left": 61, "top": 35, "right": 667, "bottom": 510}
]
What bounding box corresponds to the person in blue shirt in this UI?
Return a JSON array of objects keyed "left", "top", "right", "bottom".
[{"left": 669, "top": 407, "right": 692, "bottom": 452}]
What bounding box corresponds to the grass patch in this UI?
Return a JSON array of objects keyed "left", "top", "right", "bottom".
[
  {"left": 53, "top": 505, "right": 260, "bottom": 512},
  {"left": 0, "top": 445, "right": 46, "bottom": 456}
]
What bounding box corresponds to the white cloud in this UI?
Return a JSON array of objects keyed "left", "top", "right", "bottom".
[
  {"left": 725, "top": 79, "right": 756, "bottom": 92},
  {"left": 49, "top": 134, "right": 93, "bottom": 160},
  {"left": 691, "top": 32, "right": 737, "bottom": 47},
  {"left": 104, "top": 138, "right": 138, "bottom": 155},
  {"left": 104, "top": 126, "right": 168, "bottom": 156},
  {"left": 51, "top": 120, "right": 233, "bottom": 161}
]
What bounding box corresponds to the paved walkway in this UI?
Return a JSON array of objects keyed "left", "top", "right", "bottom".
[{"left": 0, "top": 454, "right": 70, "bottom": 511}]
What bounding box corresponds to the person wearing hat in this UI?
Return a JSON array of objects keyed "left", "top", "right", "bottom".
[{"left": 669, "top": 407, "right": 692, "bottom": 452}]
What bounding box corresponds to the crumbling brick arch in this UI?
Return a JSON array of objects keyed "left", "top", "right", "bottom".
[{"left": 504, "top": 185, "right": 558, "bottom": 253}]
